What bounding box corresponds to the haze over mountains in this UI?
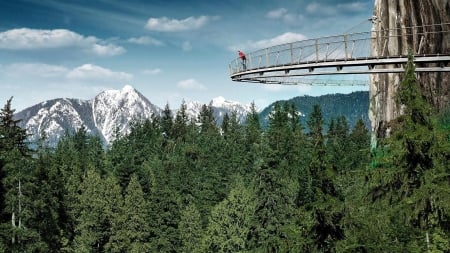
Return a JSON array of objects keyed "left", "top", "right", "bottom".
[{"left": 15, "top": 85, "right": 369, "bottom": 146}]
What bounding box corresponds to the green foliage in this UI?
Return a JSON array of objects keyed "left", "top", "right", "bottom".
[
  {"left": 202, "top": 176, "right": 255, "bottom": 253},
  {"left": 179, "top": 202, "right": 202, "bottom": 253},
  {"left": 73, "top": 170, "right": 122, "bottom": 252},
  {"left": 259, "top": 91, "right": 370, "bottom": 130},
  {"left": 107, "top": 174, "right": 151, "bottom": 252},
  {"left": 1, "top": 70, "right": 448, "bottom": 253}
]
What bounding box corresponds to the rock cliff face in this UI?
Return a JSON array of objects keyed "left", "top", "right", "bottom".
[{"left": 369, "top": 0, "right": 450, "bottom": 142}]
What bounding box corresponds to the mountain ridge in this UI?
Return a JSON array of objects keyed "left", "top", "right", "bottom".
[
  {"left": 15, "top": 85, "right": 370, "bottom": 146},
  {"left": 15, "top": 85, "right": 255, "bottom": 146}
]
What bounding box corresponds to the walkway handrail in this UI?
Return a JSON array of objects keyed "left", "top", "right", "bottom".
[{"left": 230, "top": 23, "right": 450, "bottom": 79}]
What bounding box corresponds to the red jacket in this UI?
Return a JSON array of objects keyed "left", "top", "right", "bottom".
[{"left": 238, "top": 51, "right": 246, "bottom": 60}]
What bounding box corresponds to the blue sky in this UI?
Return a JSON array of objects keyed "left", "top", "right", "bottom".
[{"left": 0, "top": 0, "right": 373, "bottom": 111}]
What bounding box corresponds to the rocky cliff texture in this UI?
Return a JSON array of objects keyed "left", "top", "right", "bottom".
[{"left": 369, "top": 0, "right": 450, "bottom": 141}]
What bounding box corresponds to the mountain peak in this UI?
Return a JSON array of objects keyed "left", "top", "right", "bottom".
[
  {"left": 211, "top": 96, "right": 241, "bottom": 108},
  {"left": 16, "top": 86, "right": 255, "bottom": 147},
  {"left": 121, "top": 84, "right": 135, "bottom": 93},
  {"left": 211, "top": 96, "right": 226, "bottom": 106}
]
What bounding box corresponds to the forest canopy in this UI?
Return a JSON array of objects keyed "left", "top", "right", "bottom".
[{"left": 1, "top": 55, "right": 449, "bottom": 252}]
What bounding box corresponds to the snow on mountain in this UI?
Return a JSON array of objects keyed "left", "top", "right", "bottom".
[
  {"left": 210, "top": 96, "right": 253, "bottom": 125},
  {"left": 92, "top": 85, "right": 160, "bottom": 143},
  {"left": 16, "top": 85, "right": 160, "bottom": 146},
  {"left": 179, "top": 97, "right": 254, "bottom": 125},
  {"left": 16, "top": 98, "right": 100, "bottom": 145},
  {"left": 183, "top": 100, "right": 204, "bottom": 120},
  {"left": 15, "top": 85, "right": 252, "bottom": 147}
]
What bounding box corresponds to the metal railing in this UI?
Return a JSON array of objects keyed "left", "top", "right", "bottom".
[{"left": 230, "top": 23, "right": 450, "bottom": 80}]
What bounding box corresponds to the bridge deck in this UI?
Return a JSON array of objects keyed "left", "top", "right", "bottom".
[{"left": 230, "top": 23, "right": 450, "bottom": 85}]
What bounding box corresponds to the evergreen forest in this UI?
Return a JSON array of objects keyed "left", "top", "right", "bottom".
[{"left": 1, "top": 55, "right": 450, "bottom": 252}]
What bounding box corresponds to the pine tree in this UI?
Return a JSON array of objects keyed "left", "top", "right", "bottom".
[
  {"left": 326, "top": 116, "right": 350, "bottom": 172},
  {"left": 29, "top": 132, "right": 64, "bottom": 252},
  {"left": 306, "top": 104, "right": 345, "bottom": 252},
  {"left": 198, "top": 103, "right": 217, "bottom": 134},
  {"left": 147, "top": 158, "right": 181, "bottom": 253},
  {"left": 307, "top": 104, "right": 326, "bottom": 195},
  {"left": 0, "top": 97, "right": 43, "bottom": 251},
  {"left": 203, "top": 176, "right": 256, "bottom": 252},
  {"left": 73, "top": 171, "right": 122, "bottom": 252},
  {"left": 347, "top": 119, "right": 370, "bottom": 170},
  {"left": 243, "top": 102, "right": 263, "bottom": 176},
  {"left": 172, "top": 100, "right": 189, "bottom": 141},
  {"left": 249, "top": 143, "right": 298, "bottom": 252},
  {"left": 179, "top": 202, "right": 202, "bottom": 253},
  {"left": 107, "top": 174, "right": 151, "bottom": 252},
  {"left": 267, "top": 102, "right": 290, "bottom": 158},
  {"left": 161, "top": 103, "right": 173, "bottom": 138},
  {"left": 244, "top": 102, "right": 262, "bottom": 146},
  {"left": 361, "top": 52, "right": 450, "bottom": 251}
]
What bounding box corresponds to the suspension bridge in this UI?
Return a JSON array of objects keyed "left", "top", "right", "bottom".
[{"left": 229, "top": 22, "right": 450, "bottom": 86}]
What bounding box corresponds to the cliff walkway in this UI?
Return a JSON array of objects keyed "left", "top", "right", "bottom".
[{"left": 229, "top": 22, "right": 450, "bottom": 86}]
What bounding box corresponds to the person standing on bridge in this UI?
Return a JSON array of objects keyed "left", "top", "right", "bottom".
[{"left": 238, "top": 50, "right": 247, "bottom": 70}]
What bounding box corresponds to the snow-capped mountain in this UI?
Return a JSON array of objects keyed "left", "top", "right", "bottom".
[
  {"left": 15, "top": 85, "right": 254, "bottom": 146},
  {"left": 16, "top": 85, "right": 160, "bottom": 146},
  {"left": 180, "top": 96, "right": 254, "bottom": 125},
  {"left": 92, "top": 85, "right": 160, "bottom": 142},
  {"left": 210, "top": 96, "right": 253, "bottom": 125}
]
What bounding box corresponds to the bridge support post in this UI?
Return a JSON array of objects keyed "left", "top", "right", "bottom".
[
  {"left": 344, "top": 34, "right": 348, "bottom": 60},
  {"left": 298, "top": 48, "right": 302, "bottom": 64},
  {"left": 315, "top": 39, "right": 319, "bottom": 62},
  {"left": 290, "top": 43, "right": 294, "bottom": 64},
  {"left": 265, "top": 48, "right": 269, "bottom": 67}
]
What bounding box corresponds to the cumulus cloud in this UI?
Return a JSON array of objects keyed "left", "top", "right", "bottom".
[
  {"left": 128, "top": 36, "right": 164, "bottom": 46},
  {"left": 91, "top": 43, "right": 125, "bottom": 56},
  {"left": 177, "top": 78, "right": 206, "bottom": 91},
  {"left": 2, "top": 63, "right": 68, "bottom": 78},
  {"left": 266, "top": 8, "right": 298, "bottom": 23},
  {"left": 66, "top": 64, "right": 133, "bottom": 81},
  {"left": 266, "top": 8, "right": 288, "bottom": 19},
  {"left": 0, "top": 28, "right": 125, "bottom": 56},
  {"left": 2, "top": 62, "right": 132, "bottom": 82},
  {"left": 145, "top": 15, "right": 219, "bottom": 32},
  {"left": 230, "top": 32, "right": 307, "bottom": 52}
]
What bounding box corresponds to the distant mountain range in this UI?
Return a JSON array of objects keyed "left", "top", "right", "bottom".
[
  {"left": 15, "top": 85, "right": 369, "bottom": 146},
  {"left": 259, "top": 91, "right": 370, "bottom": 130},
  {"left": 15, "top": 85, "right": 253, "bottom": 146}
]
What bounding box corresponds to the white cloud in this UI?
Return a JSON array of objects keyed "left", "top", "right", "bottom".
[
  {"left": 91, "top": 43, "right": 125, "bottom": 56},
  {"left": 177, "top": 78, "right": 206, "bottom": 91},
  {"left": 266, "top": 8, "right": 302, "bottom": 23},
  {"left": 66, "top": 64, "right": 133, "bottom": 81},
  {"left": 266, "top": 8, "right": 288, "bottom": 19},
  {"left": 128, "top": 36, "right": 164, "bottom": 46},
  {"left": 145, "top": 15, "right": 219, "bottom": 32},
  {"left": 306, "top": 2, "right": 337, "bottom": 16},
  {"left": 1, "top": 62, "right": 133, "bottom": 83},
  {"left": 0, "top": 28, "right": 125, "bottom": 56},
  {"left": 142, "top": 68, "right": 162, "bottom": 75},
  {"left": 182, "top": 41, "right": 192, "bottom": 51},
  {"left": 2, "top": 63, "right": 68, "bottom": 78},
  {"left": 230, "top": 32, "right": 307, "bottom": 52}
]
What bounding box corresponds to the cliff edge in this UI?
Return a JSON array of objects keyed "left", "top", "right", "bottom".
[{"left": 369, "top": 0, "right": 450, "bottom": 142}]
